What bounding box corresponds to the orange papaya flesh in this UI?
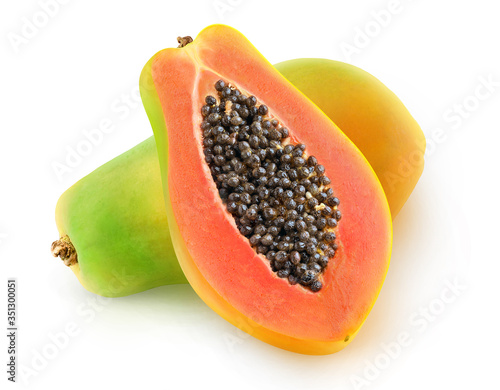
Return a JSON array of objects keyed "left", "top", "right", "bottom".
[{"left": 143, "top": 25, "right": 392, "bottom": 355}]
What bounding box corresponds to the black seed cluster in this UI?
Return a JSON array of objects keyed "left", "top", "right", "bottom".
[{"left": 201, "top": 80, "right": 341, "bottom": 292}]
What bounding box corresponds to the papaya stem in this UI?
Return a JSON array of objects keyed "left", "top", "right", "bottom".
[
  {"left": 51, "top": 235, "right": 78, "bottom": 266},
  {"left": 177, "top": 36, "right": 193, "bottom": 48}
]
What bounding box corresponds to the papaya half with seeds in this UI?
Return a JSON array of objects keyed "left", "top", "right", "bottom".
[
  {"left": 53, "top": 55, "right": 421, "bottom": 298},
  {"left": 141, "top": 24, "right": 392, "bottom": 354}
]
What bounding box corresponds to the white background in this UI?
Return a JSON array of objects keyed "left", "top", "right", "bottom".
[{"left": 1, "top": 0, "right": 499, "bottom": 389}]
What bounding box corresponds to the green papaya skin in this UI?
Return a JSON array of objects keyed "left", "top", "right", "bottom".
[
  {"left": 53, "top": 58, "right": 423, "bottom": 297},
  {"left": 53, "top": 138, "right": 187, "bottom": 297}
]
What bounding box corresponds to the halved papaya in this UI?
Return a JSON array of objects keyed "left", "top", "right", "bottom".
[{"left": 141, "top": 25, "right": 392, "bottom": 354}]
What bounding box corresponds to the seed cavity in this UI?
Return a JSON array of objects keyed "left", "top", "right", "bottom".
[{"left": 201, "top": 80, "right": 341, "bottom": 292}]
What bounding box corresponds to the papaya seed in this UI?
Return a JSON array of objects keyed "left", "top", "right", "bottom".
[{"left": 201, "top": 80, "right": 343, "bottom": 292}]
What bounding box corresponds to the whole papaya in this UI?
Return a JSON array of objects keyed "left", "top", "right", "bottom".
[
  {"left": 52, "top": 138, "right": 187, "bottom": 297},
  {"left": 53, "top": 58, "right": 424, "bottom": 297},
  {"left": 276, "top": 59, "right": 425, "bottom": 217}
]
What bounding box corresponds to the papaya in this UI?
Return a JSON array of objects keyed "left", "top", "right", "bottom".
[
  {"left": 140, "top": 25, "right": 392, "bottom": 354},
  {"left": 275, "top": 59, "right": 425, "bottom": 217},
  {"left": 52, "top": 57, "right": 422, "bottom": 298},
  {"left": 52, "top": 138, "right": 187, "bottom": 297}
]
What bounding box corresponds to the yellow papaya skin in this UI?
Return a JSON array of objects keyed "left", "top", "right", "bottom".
[
  {"left": 275, "top": 59, "right": 425, "bottom": 217},
  {"left": 53, "top": 58, "right": 422, "bottom": 297}
]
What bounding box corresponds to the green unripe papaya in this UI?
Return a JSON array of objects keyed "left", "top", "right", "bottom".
[
  {"left": 52, "top": 138, "right": 186, "bottom": 297},
  {"left": 53, "top": 58, "right": 424, "bottom": 297}
]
